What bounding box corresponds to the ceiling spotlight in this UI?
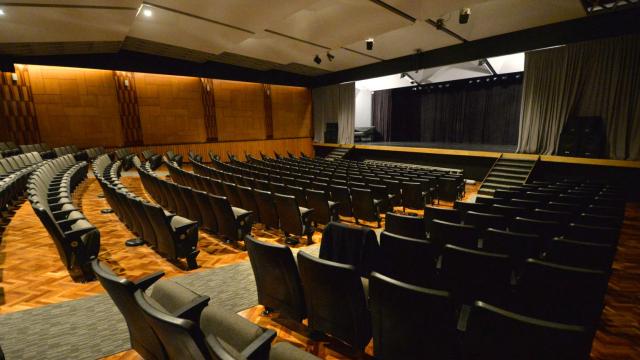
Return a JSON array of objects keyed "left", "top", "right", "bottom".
[
  {"left": 313, "top": 54, "right": 322, "bottom": 64},
  {"left": 459, "top": 8, "right": 471, "bottom": 24},
  {"left": 143, "top": 8, "right": 153, "bottom": 17},
  {"left": 366, "top": 38, "right": 374, "bottom": 51},
  {"left": 435, "top": 18, "right": 445, "bottom": 30},
  {"left": 0, "top": 9, "right": 5, "bottom": 15},
  {"left": 326, "top": 52, "right": 335, "bottom": 62}
]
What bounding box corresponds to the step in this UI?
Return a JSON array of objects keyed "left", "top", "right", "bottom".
[
  {"left": 496, "top": 160, "right": 535, "bottom": 167},
  {"left": 477, "top": 189, "right": 495, "bottom": 197},
  {"left": 489, "top": 171, "right": 528, "bottom": 180},
  {"left": 480, "top": 182, "right": 518, "bottom": 190},
  {"left": 485, "top": 176, "right": 524, "bottom": 185},
  {"left": 492, "top": 166, "right": 531, "bottom": 174}
]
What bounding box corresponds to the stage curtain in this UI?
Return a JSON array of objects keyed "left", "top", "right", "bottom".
[
  {"left": 372, "top": 89, "right": 393, "bottom": 141},
  {"left": 518, "top": 33, "right": 640, "bottom": 160},
  {"left": 389, "top": 87, "right": 421, "bottom": 142},
  {"left": 312, "top": 83, "right": 355, "bottom": 144}
]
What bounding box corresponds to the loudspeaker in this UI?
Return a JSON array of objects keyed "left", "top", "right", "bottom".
[{"left": 557, "top": 116, "right": 606, "bottom": 158}]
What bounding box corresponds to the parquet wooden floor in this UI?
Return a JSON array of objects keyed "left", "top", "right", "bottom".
[{"left": 1, "top": 170, "right": 637, "bottom": 359}]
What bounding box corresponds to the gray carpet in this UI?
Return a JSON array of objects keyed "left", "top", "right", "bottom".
[{"left": 0, "top": 246, "right": 319, "bottom": 360}]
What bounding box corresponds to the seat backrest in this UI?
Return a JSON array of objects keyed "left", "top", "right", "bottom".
[
  {"left": 305, "top": 188, "right": 331, "bottom": 225},
  {"left": 297, "top": 251, "right": 371, "bottom": 351},
  {"left": 329, "top": 184, "right": 353, "bottom": 216},
  {"left": 92, "top": 260, "right": 167, "bottom": 360},
  {"left": 566, "top": 223, "right": 619, "bottom": 245},
  {"left": 273, "top": 193, "right": 303, "bottom": 235},
  {"left": 208, "top": 195, "right": 238, "bottom": 241},
  {"left": 430, "top": 219, "right": 478, "bottom": 250},
  {"left": 547, "top": 238, "right": 615, "bottom": 270},
  {"left": 350, "top": 187, "right": 379, "bottom": 223},
  {"left": 253, "top": 189, "right": 279, "bottom": 229},
  {"left": 454, "top": 201, "right": 490, "bottom": 214},
  {"left": 482, "top": 228, "right": 540, "bottom": 260},
  {"left": 461, "top": 301, "right": 592, "bottom": 360},
  {"left": 511, "top": 217, "right": 564, "bottom": 244},
  {"left": 465, "top": 211, "right": 508, "bottom": 231},
  {"left": 245, "top": 236, "right": 306, "bottom": 321},
  {"left": 319, "top": 221, "right": 379, "bottom": 277},
  {"left": 192, "top": 189, "right": 218, "bottom": 232},
  {"left": 385, "top": 212, "right": 426, "bottom": 239},
  {"left": 401, "top": 181, "right": 425, "bottom": 209},
  {"left": 370, "top": 272, "right": 456, "bottom": 360},
  {"left": 378, "top": 231, "right": 436, "bottom": 287}
]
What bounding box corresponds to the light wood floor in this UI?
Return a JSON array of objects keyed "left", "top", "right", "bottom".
[{"left": 0, "top": 172, "right": 638, "bottom": 359}]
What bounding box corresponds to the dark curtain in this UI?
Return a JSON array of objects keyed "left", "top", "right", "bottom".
[
  {"left": 371, "top": 89, "right": 392, "bottom": 141},
  {"left": 387, "top": 77, "right": 522, "bottom": 145}
]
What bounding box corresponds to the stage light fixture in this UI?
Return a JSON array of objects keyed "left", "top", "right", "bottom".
[
  {"left": 0, "top": 9, "right": 5, "bottom": 16},
  {"left": 326, "top": 52, "right": 335, "bottom": 62},
  {"left": 314, "top": 55, "right": 322, "bottom": 64},
  {"left": 435, "top": 18, "right": 445, "bottom": 30},
  {"left": 143, "top": 8, "right": 153, "bottom": 17},
  {"left": 366, "top": 38, "right": 374, "bottom": 51},
  {"left": 459, "top": 8, "right": 471, "bottom": 24}
]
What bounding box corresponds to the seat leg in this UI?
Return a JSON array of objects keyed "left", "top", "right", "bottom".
[{"left": 186, "top": 250, "right": 200, "bottom": 270}]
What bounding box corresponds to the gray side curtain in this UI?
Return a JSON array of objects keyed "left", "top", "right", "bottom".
[
  {"left": 372, "top": 89, "right": 393, "bottom": 141},
  {"left": 518, "top": 33, "right": 640, "bottom": 160},
  {"left": 312, "top": 83, "right": 355, "bottom": 144}
]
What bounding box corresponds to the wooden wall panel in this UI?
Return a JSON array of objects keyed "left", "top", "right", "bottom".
[
  {"left": 200, "top": 78, "right": 218, "bottom": 141},
  {"left": 121, "top": 137, "right": 314, "bottom": 163},
  {"left": 213, "top": 80, "right": 266, "bottom": 142},
  {"left": 28, "top": 65, "right": 123, "bottom": 148},
  {"left": 271, "top": 85, "right": 312, "bottom": 139},
  {"left": 0, "top": 66, "right": 41, "bottom": 144},
  {"left": 113, "top": 71, "right": 143, "bottom": 146},
  {"left": 135, "top": 73, "right": 206, "bottom": 145}
]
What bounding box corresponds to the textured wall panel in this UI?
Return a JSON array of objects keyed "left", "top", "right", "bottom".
[
  {"left": 28, "top": 65, "right": 122, "bottom": 148},
  {"left": 113, "top": 71, "right": 143, "bottom": 146},
  {"left": 213, "top": 80, "right": 266, "bottom": 142},
  {"left": 201, "top": 78, "right": 218, "bottom": 141},
  {"left": 0, "top": 66, "right": 41, "bottom": 144},
  {"left": 135, "top": 72, "right": 206, "bottom": 145},
  {"left": 271, "top": 85, "right": 312, "bottom": 139}
]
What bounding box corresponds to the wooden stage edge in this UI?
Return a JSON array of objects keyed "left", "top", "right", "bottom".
[{"left": 314, "top": 143, "right": 640, "bottom": 169}]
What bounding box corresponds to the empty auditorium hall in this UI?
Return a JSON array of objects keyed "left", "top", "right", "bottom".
[{"left": 1, "top": 1, "right": 639, "bottom": 359}]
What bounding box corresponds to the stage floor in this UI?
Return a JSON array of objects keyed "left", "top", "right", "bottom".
[{"left": 358, "top": 141, "right": 517, "bottom": 153}]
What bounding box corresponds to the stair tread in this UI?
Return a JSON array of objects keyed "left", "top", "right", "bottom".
[
  {"left": 492, "top": 167, "right": 530, "bottom": 173},
  {"left": 481, "top": 182, "right": 519, "bottom": 189},
  {"left": 485, "top": 177, "right": 524, "bottom": 184},
  {"left": 496, "top": 161, "right": 535, "bottom": 167},
  {"left": 490, "top": 171, "right": 528, "bottom": 178}
]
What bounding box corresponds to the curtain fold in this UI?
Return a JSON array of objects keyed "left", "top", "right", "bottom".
[
  {"left": 518, "top": 33, "right": 640, "bottom": 159},
  {"left": 338, "top": 82, "right": 355, "bottom": 144},
  {"left": 312, "top": 83, "right": 355, "bottom": 144},
  {"left": 371, "top": 89, "right": 393, "bottom": 141}
]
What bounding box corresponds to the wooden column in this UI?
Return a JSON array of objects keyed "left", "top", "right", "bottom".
[
  {"left": 0, "top": 65, "right": 41, "bottom": 144},
  {"left": 263, "top": 84, "right": 273, "bottom": 140},
  {"left": 201, "top": 78, "right": 218, "bottom": 141},
  {"left": 113, "top": 71, "right": 143, "bottom": 146}
]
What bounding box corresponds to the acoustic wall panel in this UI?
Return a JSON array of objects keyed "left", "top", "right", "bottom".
[
  {"left": 0, "top": 66, "right": 41, "bottom": 144},
  {"left": 113, "top": 71, "right": 143, "bottom": 146},
  {"left": 271, "top": 85, "right": 312, "bottom": 139},
  {"left": 213, "top": 79, "right": 266, "bottom": 142},
  {"left": 200, "top": 78, "right": 218, "bottom": 141}
]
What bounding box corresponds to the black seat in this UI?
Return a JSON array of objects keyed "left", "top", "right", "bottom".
[
  {"left": 460, "top": 301, "right": 592, "bottom": 360},
  {"left": 369, "top": 272, "right": 456, "bottom": 360},
  {"left": 377, "top": 231, "right": 436, "bottom": 287},
  {"left": 304, "top": 188, "right": 339, "bottom": 227},
  {"left": 350, "top": 187, "right": 382, "bottom": 227},
  {"left": 440, "top": 244, "right": 512, "bottom": 305},
  {"left": 208, "top": 195, "right": 253, "bottom": 244},
  {"left": 192, "top": 190, "right": 218, "bottom": 233},
  {"left": 253, "top": 189, "right": 280, "bottom": 230},
  {"left": 424, "top": 205, "right": 461, "bottom": 238},
  {"left": 92, "top": 259, "right": 208, "bottom": 360},
  {"left": 222, "top": 182, "right": 243, "bottom": 208},
  {"left": 454, "top": 200, "right": 490, "bottom": 214},
  {"left": 437, "top": 177, "right": 459, "bottom": 204},
  {"left": 575, "top": 213, "right": 621, "bottom": 228},
  {"left": 273, "top": 193, "right": 314, "bottom": 245},
  {"left": 464, "top": 211, "right": 508, "bottom": 231},
  {"left": 245, "top": 236, "right": 306, "bottom": 321},
  {"left": 430, "top": 219, "right": 478, "bottom": 250},
  {"left": 297, "top": 251, "right": 371, "bottom": 351},
  {"left": 401, "top": 181, "right": 427, "bottom": 210},
  {"left": 545, "top": 238, "right": 615, "bottom": 270},
  {"left": 518, "top": 258, "right": 608, "bottom": 327},
  {"left": 329, "top": 184, "right": 353, "bottom": 217},
  {"left": 165, "top": 150, "right": 183, "bottom": 167},
  {"left": 566, "top": 223, "right": 619, "bottom": 245},
  {"left": 384, "top": 212, "right": 426, "bottom": 239},
  {"left": 482, "top": 228, "right": 540, "bottom": 263},
  {"left": 236, "top": 185, "right": 260, "bottom": 219},
  {"left": 511, "top": 217, "right": 564, "bottom": 253}
]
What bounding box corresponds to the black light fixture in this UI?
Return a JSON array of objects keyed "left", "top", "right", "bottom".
[
  {"left": 366, "top": 38, "right": 374, "bottom": 51},
  {"left": 313, "top": 54, "right": 321, "bottom": 64},
  {"left": 459, "top": 8, "right": 471, "bottom": 24},
  {"left": 326, "top": 52, "right": 335, "bottom": 62}
]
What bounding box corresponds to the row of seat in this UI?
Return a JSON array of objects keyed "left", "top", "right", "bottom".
[
  {"left": 246, "top": 233, "right": 594, "bottom": 359},
  {"left": 93, "top": 259, "right": 319, "bottom": 360},
  {"left": 27, "top": 155, "right": 99, "bottom": 281},
  {"left": 0, "top": 152, "right": 43, "bottom": 230},
  {"left": 0, "top": 141, "right": 20, "bottom": 157},
  {"left": 168, "top": 160, "right": 319, "bottom": 245},
  {"left": 93, "top": 155, "right": 200, "bottom": 269}
]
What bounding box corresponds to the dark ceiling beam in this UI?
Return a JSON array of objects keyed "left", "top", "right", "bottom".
[
  {"left": 313, "top": 7, "right": 640, "bottom": 87},
  {"left": 425, "top": 19, "right": 468, "bottom": 43},
  {"left": 368, "top": 0, "right": 416, "bottom": 23},
  {"left": 2, "top": 50, "right": 313, "bottom": 86}
]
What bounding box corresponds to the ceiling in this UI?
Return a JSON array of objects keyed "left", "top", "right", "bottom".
[{"left": 0, "top": 0, "right": 598, "bottom": 77}]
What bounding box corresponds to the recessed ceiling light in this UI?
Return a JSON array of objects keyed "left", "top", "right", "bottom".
[
  {"left": 143, "top": 8, "right": 152, "bottom": 17},
  {"left": 0, "top": 9, "right": 5, "bottom": 16}
]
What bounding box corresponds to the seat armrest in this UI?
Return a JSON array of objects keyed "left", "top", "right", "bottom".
[
  {"left": 133, "top": 271, "right": 165, "bottom": 290},
  {"left": 240, "top": 329, "right": 277, "bottom": 360},
  {"left": 52, "top": 208, "right": 78, "bottom": 220},
  {"left": 235, "top": 210, "right": 254, "bottom": 223},
  {"left": 205, "top": 334, "right": 238, "bottom": 360},
  {"left": 300, "top": 208, "right": 315, "bottom": 221},
  {"left": 63, "top": 226, "right": 97, "bottom": 241},
  {"left": 171, "top": 295, "right": 210, "bottom": 324}
]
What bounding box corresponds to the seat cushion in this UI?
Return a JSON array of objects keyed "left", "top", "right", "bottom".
[
  {"left": 70, "top": 219, "right": 93, "bottom": 231},
  {"left": 170, "top": 216, "right": 193, "bottom": 231},
  {"left": 270, "top": 342, "right": 320, "bottom": 360},
  {"left": 231, "top": 207, "right": 250, "bottom": 217},
  {"left": 200, "top": 306, "right": 264, "bottom": 354},
  {"left": 67, "top": 211, "right": 84, "bottom": 220}
]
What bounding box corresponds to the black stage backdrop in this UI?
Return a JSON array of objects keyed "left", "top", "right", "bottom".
[{"left": 373, "top": 73, "right": 523, "bottom": 145}]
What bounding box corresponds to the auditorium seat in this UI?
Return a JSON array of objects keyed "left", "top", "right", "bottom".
[
  {"left": 460, "top": 301, "right": 592, "bottom": 360},
  {"left": 350, "top": 187, "right": 382, "bottom": 227},
  {"left": 165, "top": 150, "right": 183, "bottom": 167},
  {"left": 297, "top": 251, "right": 371, "bottom": 352},
  {"left": 273, "top": 193, "right": 314, "bottom": 245},
  {"left": 430, "top": 219, "right": 478, "bottom": 250},
  {"left": 401, "top": 181, "right": 428, "bottom": 211},
  {"left": 464, "top": 211, "right": 508, "bottom": 231},
  {"left": 305, "top": 188, "right": 339, "bottom": 226},
  {"left": 575, "top": 213, "right": 621, "bottom": 228},
  {"left": 482, "top": 228, "right": 540, "bottom": 264},
  {"left": 424, "top": 205, "right": 461, "bottom": 238},
  {"left": 330, "top": 184, "right": 353, "bottom": 217},
  {"left": 208, "top": 195, "right": 253, "bottom": 244},
  {"left": 545, "top": 238, "right": 615, "bottom": 270},
  {"left": 92, "top": 260, "right": 208, "bottom": 360},
  {"left": 384, "top": 212, "right": 426, "bottom": 239},
  {"left": 245, "top": 236, "right": 306, "bottom": 321},
  {"left": 222, "top": 182, "right": 243, "bottom": 208},
  {"left": 236, "top": 185, "right": 260, "bottom": 219},
  {"left": 566, "top": 223, "right": 620, "bottom": 245},
  {"left": 454, "top": 200, "right": 490, "bottom": 215},
  {"left": 192, "top": 189, "right": 218, "bottom": 233},
  {"left": 511, "top": 217, "right": 564, "bottom": 253},
  {"left": 253, "top": 189, "right": 280, "bottom": 230},
  {"left": 377, "top": 231, "right": 436, "bottom": 287},
  {"left": 528, "top": 208, "right": 573, "bottom": 226},
  {"left": 518, "top": 259, "right": 608, "bottom": 327},
  {"left": 440, "top": 244, "right": 511, "bottom": 305},
  {"left": 436, "top": 177, "right": 460, "bottom": 204},
  {"left": 369, "top": 272, "right": 456, "bottom": 360}
]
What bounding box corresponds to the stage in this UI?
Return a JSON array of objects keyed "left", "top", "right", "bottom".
[{"left": 358, "top": 141, "right": 517, "bottom": 153}]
